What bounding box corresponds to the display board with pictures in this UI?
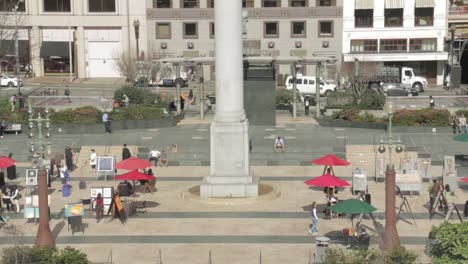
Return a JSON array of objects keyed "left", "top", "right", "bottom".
[
  {"left": 90, "top": 187, "right": 114, "bottom": 215},
  {"left": 419, "top": 158, "right": 432, "bottom": 180},
  {"left": 96, "top": 156, "right": 115, "bottom": 180},
  {"left": 399, "top": 157, "right": 420, "bottom": 175},
  {"left": 375, "top": 157, "right": 386, "bottom": 182},
  {"left": 444, "top": 156, "right": 456, "bottom": 177}
]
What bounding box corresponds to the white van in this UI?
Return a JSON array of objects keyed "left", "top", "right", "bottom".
[{"left": 285, "top": 75, "right": 336, "bottom": 96}]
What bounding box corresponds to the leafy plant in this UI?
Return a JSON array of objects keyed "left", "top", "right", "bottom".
[
  {"left": 393, "top": 109, "right": 450, "bottom": 126},
  {"left": 51, "top": 106, "right": 102, "bottom": 124},
  {"left": 114, "top": 85, "right": 162, "bottom": 106},
  {"left": 455, "top": 109, "right": 468, "bottom": 117},
  {"left": 429, "top": 222, "right": 468, "bottom": 264},
  {"left": 331, "top": 108, "right": 361, "bottom": 121},
  {"left": 321, "top": 246, "right": 417, "bottom": 264},
  {"left": 275, "top": 89, "right": 301, "bottom": 105},
  {"left": 326, "top": 91, "right": 354, "bottom": 109},
  {"left": 2, "top": 246, "right": 90, "bottom": 264},
  {"left": 358, "top": 92, "right": 385, "bottom": 110},
  {"left": 111, "top": 105, "right": 164, "bottom": 121},
  {"left": 354, "top": 111, "right": 377, "bottom": 123}
]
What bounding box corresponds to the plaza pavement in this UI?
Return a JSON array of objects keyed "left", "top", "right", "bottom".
[{"left": 1, "top": 114, "right": 468, "bottom": 263}]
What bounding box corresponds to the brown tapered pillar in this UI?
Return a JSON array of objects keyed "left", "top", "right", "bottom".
[
  {"left": 35, "top": 168, "right": 55, "bottom": 248},
  {"left": 383, "top": 164, "right": 400, "bottom": 250}
]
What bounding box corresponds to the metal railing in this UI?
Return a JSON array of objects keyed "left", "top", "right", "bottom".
[
  {"left": 28, "top": 96, "right": 113, "bottom": 111},
  {"left": 449, "top": 6, "right": 468, "bottom": 15}
]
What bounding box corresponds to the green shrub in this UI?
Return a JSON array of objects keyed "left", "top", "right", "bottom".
[
  {"left": 354, "top": 111, "right": 377, "bottom": 123},
  {"left": 275, "top": 89, "right": 300, "bottom": 105},
  {"left": 326, "top": 91, "right": 355, "bottom": 109},
  {"left": 111, "top": 105, "right": 164, "bottom": 121},
  {"left": 429, "top": 222, "right": 468, "bottom": 264},
  {"left": 114, "top": 85, "right": 161, "bottom": 106},
  {"left": 51, "top": 106, "right": 102, "bottom": 124},
  {"left": 2, "top": 246, "right": 90, "bottom": 264},
  {"left": 393, "top": 109, "right": 450, "bottom": 126},
  {"left": 358, "top": 92, "right": 385, "bottom": 110},
  {"left": 455, "top": 109, "right": 468, "bottom": 117},
  {"left": 331, "top": 108, "right": 361, "bottom": 121},
  {"left": 321, "top": 246, "right": 417, "bottom": 264}
]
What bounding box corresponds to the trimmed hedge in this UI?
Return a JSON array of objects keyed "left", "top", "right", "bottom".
[
  {"left": 114, "top": 85, "right": 167, "bottom": 107},
  {"left": 331, "top": 108, "right": 383, "bottom": 123},
  {"left": 326, "top": 91, "right": 384, "bottom": 110},
  {"left": 393, "top": 109, "right": 450, "bottom": 126}
]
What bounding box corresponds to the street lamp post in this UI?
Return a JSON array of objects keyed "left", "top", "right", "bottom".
[
  {"left": 28, "top": 105, "right": 54, "bottom": 248},
  {"left": 133, "top": 19, "right": 140, "bottom": 60},
  {"left": 378, "top": 101, "right": 403, "bottom": 250},
  {"left": 14, "top": 0, "right": 25, "bottom": 94}
]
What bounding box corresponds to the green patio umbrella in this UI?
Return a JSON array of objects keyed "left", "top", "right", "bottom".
[
  {"left": 329, "top": 198, "right": 377, "bottom": 214},
  {"left": 453, "top": 134, "right": 468, "bottom": 142}
]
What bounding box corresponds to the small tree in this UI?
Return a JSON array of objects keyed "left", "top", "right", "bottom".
[
  {"left": 0, "top": 1, "right": 27, "bottom": 73},
  {"left": 339, "top": 62, "right": 378, "bottom": 104},
  {"left": 429, "top": 222, "right": 468, "bottom": 264}
]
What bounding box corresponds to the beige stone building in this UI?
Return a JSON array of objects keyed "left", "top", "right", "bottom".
[
  {"left": 146, "top": 0, "right": 343, "bottom": 81},
  {"left": 0, "top": 0, "right": 147, "bottom": 78}
]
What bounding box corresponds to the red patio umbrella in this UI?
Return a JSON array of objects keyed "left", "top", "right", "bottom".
[
  {"left": 311, "top": 154, "right": 350, "bottom": 166},
  {"left": 304, "top": 173, "right": 350, "bottom": 187},
  {"left": 114, "top": 170, "right": 155, "bottom": 181},
  {"left": 311, "top": 154, "right": 350, "bottom": 175},
  {"left": 460, "top": 177, "right": 468, "bottom": 183},
  {"left": 115, "top": 157, "right": 152, "bottom": 170},
  {"left": 0, "top": 156, "right": 16, "bottom": 169}
]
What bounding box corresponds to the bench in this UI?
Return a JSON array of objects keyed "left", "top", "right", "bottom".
[{"left": 4, "top": 124, "right": 22, "bottom": 135}]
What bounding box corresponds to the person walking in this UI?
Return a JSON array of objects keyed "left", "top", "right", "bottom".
[
  {"left": 8, "top": 185, "right": 21, "bottom": 213},
  {"left": 429, "top": 96, "right": 435, "bottom": 108},
  {"left": 458, "top": 114, "right": 467, "bottom": 134},
  {"left": 444, "top": 184, "right": 454, "bottom": 214},
  {"left": 102, "top": 112, "right": 112, "bottom": 134},
  {"left": 9, "top": 94, "right": 16, "bottom": 112},
  {"left": 65, "top": 146, "right": 74, "bottom": 171},
  {"left": 122, "top": 144, "right": 131, "bottom": 160},
  {"left": 25, "top": 63, "right": 33, "bottom": 78},
  {"left": 308, "top": 202, "right": 319, "bottom": 235},
  {"left": 89, "top": 149, "right": 97, "bottom": 175},
  {"left": 428, "top": 180, "right": 437, "bottom": 214},
  {"left": 64, "top": 86, "right": 71, "bottom": 103},
  {"left": 17, "top": 93, "right": 24, "bottom": 111},
  {"left": 94, "top": 193, "right": 104, "bottom": 223},
  {"left": 304, "top": 96, "right": 310, "bottom": 116},
  {"left": 60, "top": 162, "right": 69, "bottom": 184},
  {"left": 0, "top": 120, "right": 6, "bottom": 139},
  {"left": 450, "top": 114, "right": 459, "bottom": 134}
]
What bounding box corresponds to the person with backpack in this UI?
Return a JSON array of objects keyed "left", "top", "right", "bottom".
[{"left": 64, "top": 86, "right": 71, "bottom": 103}]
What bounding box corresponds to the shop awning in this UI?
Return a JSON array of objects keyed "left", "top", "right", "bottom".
[
  {"left": 0, "top": 40, "right": 29, "bottom": 57},
  {"left": 355, "top": 0, "right": 374, "bottom": 9},
  {"left": 40, "top": 42, "right": 70, "bottom": 58},
  {"left": 415, "top": 0, "right": 434, "bottom": 8},
  {"left": 385, "top": 0, "right": 404, "bottom": 9}
]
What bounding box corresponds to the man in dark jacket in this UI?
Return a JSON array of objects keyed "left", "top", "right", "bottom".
[{"left": 122, "top": 144, "right": 131, "bottom": 160}]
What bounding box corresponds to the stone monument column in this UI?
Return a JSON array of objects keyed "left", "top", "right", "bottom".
[{"left": 200, "top": 0, "right": 258, "bottom": 198}]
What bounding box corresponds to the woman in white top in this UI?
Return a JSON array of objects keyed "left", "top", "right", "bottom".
[
  {"left": 60, "top": 163, "right": 68, "bottom": 184},
  {"left": 308, "top": 202, "right": 319, "bottom": 235},
  {"left": 89, "top": 149, "right": 97, "bottom": 175},
  {"left": 6, "top": 186, "right": 21, "bottom": 213}
]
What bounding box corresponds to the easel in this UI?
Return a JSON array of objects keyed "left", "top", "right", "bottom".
[
  {"left": 396, "top": 186, "right": 417, "bottom": 226},
  {"left": 445, "top": 203, "right": 464, "bottom": 222}
]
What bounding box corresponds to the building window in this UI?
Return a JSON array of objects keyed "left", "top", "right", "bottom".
[
  {"left": 183, "top": 23, "right": 198, "bottom": 39},
  {"left": 380, "top": 39, "right": 407, "bottom": 52},
  {"left": 210, "top": 22, "right": 215, "bottom": 39},
  {"left": 316, "top": 0, "right": 335, "bottom": 6},
  {"left": 409, "top": 38, "right": 436, "bottom": 51},
  {"left": 262, "top": 0, "right": 280, "bottom": 7},
  {"left": 415, "top": 8, "right": 434, "bottom": 26},
  {"left": 208, "top": 0, "right": 214, "bottom": 8},
  {"left": 264, "top": 22, "right": 279, "bottom": 38},
  {"left": 0, "top": 0, "right": 26, "bottom": 12},
  {"left": 156, "top": 23, "right": 171, "bottom": 39},
  {"left": 290, "top": 0, "right": 307, "bottom": 7},
  {"left": 153, "top": 0, "right": 172, "bottom": 8},
  {"left": 355, "top": 9, "right": 373, "bottom": 28},
  {"left": 242, "top": 0, "right": 254, "bottom": 7},
  {"left": 43, "top": 0, "right": 71, "bottom": 12},
  {"left": 291, "top": 21, "right": 306, "bottom": 38},
  {"left": 181, "top": 0, "right": 198, "bottom": 8},
  {"left": 88, "top": 0, "right": 115, "bottom": 12},
  {"left": 318, "top": 21, "right": 333, "bottom": 37},
  {"left": 384, "top": 9, "right": 403, "bottom": 27},
  {"left": 351, "top": 40, "right": 378, "bottom": 53}
]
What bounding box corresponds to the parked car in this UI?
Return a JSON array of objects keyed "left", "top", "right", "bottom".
[
  {"left": 0, "top": 74, "right": 22, "bottom": 88},
  {"left": 381, "top": 83, "right": 419, "bottom": 97},
  {"left": 285, "top": 75, "right": 336, "bottom": 96}
]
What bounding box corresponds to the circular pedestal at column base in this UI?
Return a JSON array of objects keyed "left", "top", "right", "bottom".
[{"left": 181, "top": 184, "right": 280, "bottom": 205}]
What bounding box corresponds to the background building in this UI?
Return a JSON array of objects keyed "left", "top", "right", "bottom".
[
  {"left": 146, "top": 0, "right": 343, "bottom": 82},
  {"left": 342, "top": 0, "right": 448, "bottom": 85},
  {"left": 448, "top": 0, "right": 468, "bottom": 85},
  {"left": 0, "top": 0, "right": 147, "bottom": 78}
]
